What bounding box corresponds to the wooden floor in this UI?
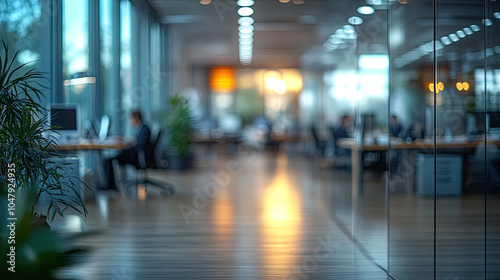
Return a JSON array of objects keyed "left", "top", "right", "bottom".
[
  {"left": 51, "top": 149, "right": 500, "bottom": 279},
  {"left": 53, "top": 151, "right": 388, "bottom": 279}
]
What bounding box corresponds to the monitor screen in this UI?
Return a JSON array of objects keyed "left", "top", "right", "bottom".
[
  {"left": 50, "top": 108, "right": 77, "bottom": 130},
  {"left": 489, "top": 112, "right": 500, "bottom": 129},
  {"left": 48, "top": 104, "right": 79, "bottom": 137}
]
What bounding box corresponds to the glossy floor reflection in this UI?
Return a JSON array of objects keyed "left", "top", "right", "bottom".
[{"left": 55, "top": 151, "right": 388, "bottom": 280}]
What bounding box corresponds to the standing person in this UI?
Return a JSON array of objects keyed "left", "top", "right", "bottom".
[{"left": 104, "top": 110, "right": 151, "bottom": 190}]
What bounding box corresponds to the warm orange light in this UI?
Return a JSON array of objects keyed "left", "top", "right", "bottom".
[
  {"left": 456, "top": 82, "right": 470, "bottom": 91},
  {"left": 438, "top": 82, "right": 444, "bottom": 91},
  {"left": 200, "top": 0, "right": 211, "bottom": 4},
  {"left": 210, "top": 67, "right": 236, "bottom": 93},
  {"left": 138, "top": 184, "right": 147, "bottom": 201},
  {"left": 261, "top": 154, "right": 301, "bottom": 273},
  {"left": 428, "top": 82, "right": 445, "bottom": 93},
  {"left": 428, "top": 82, "right": 435, "bottom": 93},
  {"left": 282, "top": 69, "right": 303, "bottom": 92}
]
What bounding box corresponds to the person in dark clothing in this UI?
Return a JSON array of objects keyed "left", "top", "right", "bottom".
[
  {"left": 389, "top": 115, "right": 403, "bottom": 138},
  {"left": 331, "top": 115, "right": 352, "bottom": 157},
  {"left": 104, "top": 110, "right": 151, "bottom": 190},
  {"left": 334, "top": 115, "right": 352, "bottom": 139}
]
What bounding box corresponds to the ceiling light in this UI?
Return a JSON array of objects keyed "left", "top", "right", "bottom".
[
  {"left": 463, "top": 27, "right": 473, "bottom": 35},
  {"left": 456, "top": 30, "right": 466, "bottom": 38},
  {"left": 470, "top": 24, "right": 480, "bottom": 32},
  {"left": 441, "top": 36, "right": 451, "bottom": 45},
  {"left": 328, "top": 36, "right": 342, "bottom": 44},
  {"left": 240, "top": 40, "right": 253, "bottom": 45},
  {"left": 348, "top": 16, "right": 363, "bottom": 25},
  {"left": 237, "top": 0, "right": 254, "bottom": 6},
  {"left": 200, "top": 0, "right": 211, "bottom": 5},
  {"left": 357, "top": 6, "right": 375, "bottom": 15},
  {"left": 343, "top": 25, "right": 355, "bottom": 34},
  {"left": 494, "top": 12, "right": 500, "bottom": 19},
  {"left": 238, "top": 17, "right": 254, "bottom": 25},
  {"left": 238, "top": 25, "right": 254, "bottom": 33},
  {"left": 279, "top": 0, "right": 291, "bottom": 3},
  {"left": 239, "top": 32, "right": 253, "bottom": 39},
  {"left": 482, "top": 19, "right": 493, "bottom": 26},
  {"left": 366, "top": 0, "right": 382, "bottom": 5},
  {"left": 435, "top": 40, "right": 443, "bottom": 50},
  {"left": 449, "top": 34, "right": 459, "bottom": 42},
  {"left": 238, "top": 7, "right": 254, "bottom": 17},
  {"left": 292, "top": 0, "right": 304, "bottom": 4},
  {"left": 239, "top": 38, "right": 253, "bottom": 44}
]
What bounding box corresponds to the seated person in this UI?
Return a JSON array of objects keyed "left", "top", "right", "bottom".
[
  {"left": 104, "top": 110, "right": 151, "bottom": 190},
  {"left": 331, "top": 115, "right": 353, "bottom": 156},
  {"left": 389, "top": 115, "right": 403, "bottom": 138},
  {"left": 334, "top": 115, "right": 352, "bottom": 140}
]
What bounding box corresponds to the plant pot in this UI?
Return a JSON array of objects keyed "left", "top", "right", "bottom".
[{"left": 165, "top": 153, "right": 194, "bottom": 170}]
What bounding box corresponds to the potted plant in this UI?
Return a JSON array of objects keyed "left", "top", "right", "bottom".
[
  {"left": 0, "top": 42, "right": 87, "bottom": 220},
  {"left": 0, "top": 42, "right": 89, "bottom": 278},
  {"left": 165, "top": 95, "right": 193, "bottom": 170}
]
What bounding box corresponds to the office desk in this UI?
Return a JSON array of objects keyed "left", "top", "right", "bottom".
[
  {"left": 336, "top": 138, "right": 490, "bottom": 197},
  {"left": 50, "top": 141, "right": 130, "bottom": 151},
  {"left": 337, "top": 138, "right": 490, "bottom": 235},
  {"left": 49, "top": 141, "right": 130, "bottom": 192}
]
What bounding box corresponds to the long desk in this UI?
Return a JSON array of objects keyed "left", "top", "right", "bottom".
[
  {"left": 50, "top": 141, "right": 130, "bottom": 151},
  {"left": 337, "top": 138, "right": 488, "bottom": 196},
  {"left": 336, "top": 137, "right": 491, "bottom": 235}
]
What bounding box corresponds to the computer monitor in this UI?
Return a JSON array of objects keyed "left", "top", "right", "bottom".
[
  {"left": 98, "top": 115, "right": 110, "bottom": 140},
  {"left": 48, "top": 104, "right": 80, "bottom": 138},
  {"left": 488, "top": 112, "right": 500, "bottom": 134}
]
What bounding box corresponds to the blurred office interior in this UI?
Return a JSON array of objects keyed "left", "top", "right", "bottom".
[{"left": 2, "top": 0, "right": 500, "bottom": 279}]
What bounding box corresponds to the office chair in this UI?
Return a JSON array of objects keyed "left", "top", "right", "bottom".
[
  {"left": 310, "top": 125, "right": 325, "bottom": 156},
  {"left": 329, "top": 126, "right": 351, "bottom": 170},
  {"left": 133, "top": 130, "right": 175, "bottom": 197}
]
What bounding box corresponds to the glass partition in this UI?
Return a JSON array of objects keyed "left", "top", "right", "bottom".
[
  {"left": 99, "top": 0, "right": 118, "bottom": 135},
  {"left": 388, "top": 1, "right": 436, "bottom": 278},
  {"left": 486, "top": 0, "right": 500, "bottom": 279},
  {"left": 63, "top": 0, "right": 90, "bottom": 136},
  {"left": 435, "top": 0, "right": 486, "bottom": 278}
]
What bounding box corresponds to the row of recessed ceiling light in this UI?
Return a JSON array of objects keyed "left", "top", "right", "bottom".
[
  {"left": 201, "top": 0, "right": 304, "bottom": 4},
  {"left": 322, "top": 6, "right": 375, "bottom": 52},
  {"left": 237, "top": 0, "right": 254, "bottom": 65},
  {"left": 395, "top": 12, "right": 500, "bottom": 68}
]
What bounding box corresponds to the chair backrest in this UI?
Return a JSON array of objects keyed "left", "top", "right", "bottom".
[
  {"left": 329, "top": 126, "right": 339, "bottom": 155},
  {"left": 311, "top": 125, "right": 320, "bottom": 144},
  {"left": 145, "top": 130, "right": 163, "bottom": 169}
]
